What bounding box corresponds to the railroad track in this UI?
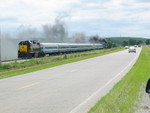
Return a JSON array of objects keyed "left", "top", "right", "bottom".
[
  {"left": 1, "top": 49, "right": 99, "bottom": 64},
  {"left": 1, "top": 59, "right": 30, "bottom": 64},
  {"left": 1, "top": 54, "right": 59, "bottom": 64}
]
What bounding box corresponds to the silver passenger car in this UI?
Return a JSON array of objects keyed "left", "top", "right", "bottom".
[{"left": 128, "top": 46, "right": 136, "bottom": 53}]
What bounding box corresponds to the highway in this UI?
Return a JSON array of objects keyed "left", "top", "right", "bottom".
[{"left": 0, "top": 47, "right": 141, "bottom": 113}]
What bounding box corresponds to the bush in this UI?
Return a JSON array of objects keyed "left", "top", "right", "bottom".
[{"left": 63, "top": 55, "right": 67, "bottom": 59}]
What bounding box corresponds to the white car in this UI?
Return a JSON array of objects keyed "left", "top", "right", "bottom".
[
  {"left": 134, "top": 45, "right": 137, "bottom": 47},
  {"left": 125, "top": 46, "right": 129, "bottom": 49},
  {"left": 128, "top": 47, "right": 136, "bottom": 53}
]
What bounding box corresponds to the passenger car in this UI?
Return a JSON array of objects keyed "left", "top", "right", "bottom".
[
  {"left": 146, "top": 79, "right": 150, "bottom": 94},
  {"left": 125, "top": 46, "right": 129, "bottom": 49},
  {"left": 128, "top": 46, "right": 136, "bottom": 53},
  {"left": 138, "top": 44, "right": 141, "bottom": 47}
]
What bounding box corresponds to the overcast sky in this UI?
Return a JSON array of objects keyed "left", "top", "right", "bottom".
[{"left": 0, "top": 0, "right": 150, "bottom": 38}]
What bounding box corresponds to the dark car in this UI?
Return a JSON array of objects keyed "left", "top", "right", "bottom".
[{"left": 146, "top": 79, "right": 150, "bottom": 94}]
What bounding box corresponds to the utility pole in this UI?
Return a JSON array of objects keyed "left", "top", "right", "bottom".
[{"left": 0, "top": 27, "right": 1, "bottom": 67}]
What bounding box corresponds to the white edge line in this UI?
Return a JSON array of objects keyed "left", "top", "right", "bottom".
[{"left": 69, "top": 48, "right": 141, "bottom": 113}]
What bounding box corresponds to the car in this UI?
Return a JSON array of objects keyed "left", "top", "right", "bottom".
[
  {"left": 146, "top": 79, "right": 150, "bottom": 94},
  {"left": 138, "top": 44, "right": 141, "bottom": 47},
  {"left": 125, "top": 46, "right": 129, "bottom": 49},
  {"left": 134, "top": 45, "right": 137, "bottom": 47},
  {"left": 128, "top": 46, "right": 136, "bottom": 53}
]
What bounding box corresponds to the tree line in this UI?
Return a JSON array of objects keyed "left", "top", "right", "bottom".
[{"left": 122, "top": 39, "right": 150, "bottom": 46}]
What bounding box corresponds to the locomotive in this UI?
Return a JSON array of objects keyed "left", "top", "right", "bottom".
[{"left": 18, "top": 40, "right": 104, "bottom": 58}]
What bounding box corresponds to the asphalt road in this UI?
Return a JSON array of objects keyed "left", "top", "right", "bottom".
[{"left": 0, "top": 48, "right": 141, "bottom": 113}]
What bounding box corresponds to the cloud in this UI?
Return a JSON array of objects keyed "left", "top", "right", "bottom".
[
  {"left": 0, "top": 0, "right": 80, "bottom": 25},
  {"left": 0, "top": 0, "right": 150, "bottom": 38},
  {"left": 0, "top": 17, "right": 18, "bottom": 22},
  {"left": 67, "top": 0, "right": 150, "bottom": 37}
]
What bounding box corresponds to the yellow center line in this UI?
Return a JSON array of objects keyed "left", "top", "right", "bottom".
[
  {"left": 70, "top": 69, "right": 79, "bottom": 73},
  {"left": 91, "top": 63, "right": 97, "bottom": 65},
  {"left": 16, "top": 82, "right": 40, "bottom": 90}
]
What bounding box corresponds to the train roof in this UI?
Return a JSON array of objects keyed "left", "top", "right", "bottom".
[
  {"left": 19, "top": 40, "right": 102, "bottom": 46},
  {"left": 40, "top": 43, "right": 102, "bottom": 45}
]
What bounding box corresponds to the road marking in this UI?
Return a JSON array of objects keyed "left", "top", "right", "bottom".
[
  {"left": 91, "top": 63, "right": 97, "bottom": 65},
  {"left": 16, "top": 82, "right": 40, "bottom": 90},
  {"left": 69, "top": 48, "right": 141, "bottom": 113},
  {"left": 70, "top": 69, "right": 79, "bottom": 73}
]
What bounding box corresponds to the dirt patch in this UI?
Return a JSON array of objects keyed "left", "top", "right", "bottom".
[{"left": 135, "top": 84, "right": 150, "bottom": 113}]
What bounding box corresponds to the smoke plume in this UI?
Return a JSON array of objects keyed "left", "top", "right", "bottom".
[
  {"left": 1, "top": 33, "right": 18, "bottom": 60},
  {"left": 0, "top": 16, "right": 100, "bottom": 61},
  {"left": 42, "top": 16, "right": 68, "bottom": 43}
]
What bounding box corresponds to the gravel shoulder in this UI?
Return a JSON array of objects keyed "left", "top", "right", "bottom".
[{"left": 136, "top": 85, "right": 150, "bottom": 113}]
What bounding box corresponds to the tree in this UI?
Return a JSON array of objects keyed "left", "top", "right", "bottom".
[
  {"left": 112, "top": 43, "right": 117, "bottom": 47},
  {"left": 145, "top": 39, "right": 150, "bottom": 45},
  {"left": 107, "top": 40, "right": 113, "bottom": 48},
  {"left": 122, "top": 41, "right": 129, "bottom": 46},
  {"left": 129, "top": 39, "right": 137, "bottom": 45},
  {"left": 137, "top": 40, "right": 143, "bottom": 45}
]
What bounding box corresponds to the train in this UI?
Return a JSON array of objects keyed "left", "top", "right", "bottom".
[{"left": 18, "top": 40, "right": 104, "bottom": 58}]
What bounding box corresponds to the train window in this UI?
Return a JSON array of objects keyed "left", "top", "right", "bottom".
[
  {"left": 33, "top": 41, "right": 36, "bottom": 44},
  {"left": 45, "top": 47, "right": 57, "bottom": 49},
  {"left": 71, "top": 46, "right": 77, "bottom": 48},
  {"left": 19, "top": 41, "right": 29, "bottom": 45},
  {"left": 25, "top": 41, "right": 30, "bottom": 45},
  {"left": 63, "top": 47, "right": 68, "bottom": 48}
]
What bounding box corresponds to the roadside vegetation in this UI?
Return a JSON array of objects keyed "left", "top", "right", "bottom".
[
  {"left": 0, "top": 47, "right": 124, "bottom": 79},
  {"left": 106, "top": 37, "right": 148, "bottom": 46},
  {"left": 88, "top": 46, "right": 150, "bottom": 113}
]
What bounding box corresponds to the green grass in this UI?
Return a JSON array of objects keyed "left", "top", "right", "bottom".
[
  {"left": 88, "top": 46, "right": 150, "bottom": 113},
  {"left": 0, "top": 47, "right": 124, "bottom": 79}
]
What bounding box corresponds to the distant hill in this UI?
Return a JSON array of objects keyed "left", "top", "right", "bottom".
[{"left": 105, "top": 37, "right": 148, "bottom": 46}]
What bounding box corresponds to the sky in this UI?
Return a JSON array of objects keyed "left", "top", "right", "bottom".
[{"left": 0, "top": 0, "right": 150, "bottom": 38}]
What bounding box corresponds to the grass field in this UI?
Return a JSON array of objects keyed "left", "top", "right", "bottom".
[
  {"left": 0, "top": 47, "right": 124, "bottom": 79},
  {"left": 88, "top": 46, "right": 150, "bottom": 113}
]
